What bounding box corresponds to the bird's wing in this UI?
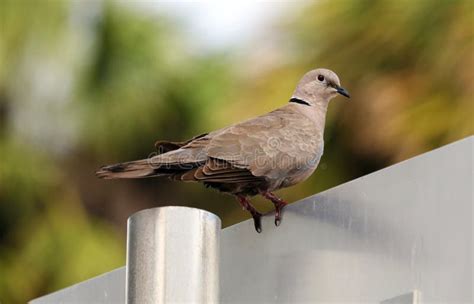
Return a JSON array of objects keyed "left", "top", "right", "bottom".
[
  {"left": 154, "top": 133, "right": 208, "bottom": 154},
  {"left": 143, "top": 105, "right": 320, "bottom": 182},
  {"left": 204, "top": 106, "right": 321, "bottom": 180},
  {"left": 173, "top": 157, "right": 261, "bottom": 183}
]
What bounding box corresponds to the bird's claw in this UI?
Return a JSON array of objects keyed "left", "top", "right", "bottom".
[
  {"left": 261, "top": 192, "right": 287, "bottom": 228},
  {"left": 274, "top": 202, "right": 285, "bottom": 227},
  {"left": 253, "top": 213, "right": 262, "bottom": 233},
  {"left": 274, "top": 216, "right": 281, "bottom": 226},
  {"left": 235, "top": 195, "right": 263, "bottom": 233}
]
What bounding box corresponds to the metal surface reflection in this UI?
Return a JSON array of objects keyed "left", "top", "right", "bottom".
[{"left": 220, "top": 137, "right": 472, "bottom": 303}]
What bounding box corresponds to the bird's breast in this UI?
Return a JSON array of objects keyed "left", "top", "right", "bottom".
[{"left": 274, "top": 142, "right": 323, "bottom": 190}]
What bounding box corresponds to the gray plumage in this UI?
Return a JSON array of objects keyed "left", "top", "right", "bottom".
[{"left": 96, "top": 68, "right": 349, "bottom": 232}]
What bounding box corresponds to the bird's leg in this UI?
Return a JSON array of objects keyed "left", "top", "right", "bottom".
[
  {"left": 262, "top": 192, "right": 287, "bottom": 226},
  {"left": 236, "top": 195, "right": 263, "bottom": 233}
]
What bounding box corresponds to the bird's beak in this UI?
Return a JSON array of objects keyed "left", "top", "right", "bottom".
[{"left": 335, "top": 85, "right": 350, "bottom": 98}]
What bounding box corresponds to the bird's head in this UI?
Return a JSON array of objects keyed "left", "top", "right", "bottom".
[{"left": 292, "top": 68, "right": 350, "bottom": 106}]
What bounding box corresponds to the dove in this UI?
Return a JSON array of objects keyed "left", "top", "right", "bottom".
[{"left": 96, "top": 68, "right": 350, "bottom": 232}]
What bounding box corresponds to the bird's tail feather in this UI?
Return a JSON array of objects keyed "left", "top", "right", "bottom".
[{"left": 96, "top": 159, "right": 160, "bottom": 179}]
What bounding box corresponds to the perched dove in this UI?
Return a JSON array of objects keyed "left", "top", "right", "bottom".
[{"left": 96, "top": 68, "right": 349, "bottom": 232}]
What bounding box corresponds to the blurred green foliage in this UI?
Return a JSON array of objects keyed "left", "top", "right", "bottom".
[{"left": 0, "top": 0, "right": 472, "bottom": 302}]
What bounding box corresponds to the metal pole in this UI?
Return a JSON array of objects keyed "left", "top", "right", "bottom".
[{"left": 126, "top": 206, "right": 221, "bottom": 304}]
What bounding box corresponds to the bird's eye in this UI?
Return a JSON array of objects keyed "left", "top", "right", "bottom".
[{"left": 317, "top": 75, "right": 325, "bottom": 82}]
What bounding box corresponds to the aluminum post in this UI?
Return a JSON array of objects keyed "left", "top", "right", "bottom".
[{"left": 126, "top": 206, "right": 220, "bottom": 304}]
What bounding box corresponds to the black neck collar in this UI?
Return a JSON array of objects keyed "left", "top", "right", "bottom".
[{"left": 289, "top": 97, "right": 311, "bottom": 106}]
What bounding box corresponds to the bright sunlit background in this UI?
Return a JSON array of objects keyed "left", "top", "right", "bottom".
[{"left": 1, "top": 0, "right": 472, "bottom": 302}]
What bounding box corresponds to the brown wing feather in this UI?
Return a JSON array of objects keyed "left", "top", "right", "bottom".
[
  {"left": 154, "top": 133, "right": 208, "bottom": 154},
  {"left": 173, "top": 158, "right": 263, "bottom": 184}
]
